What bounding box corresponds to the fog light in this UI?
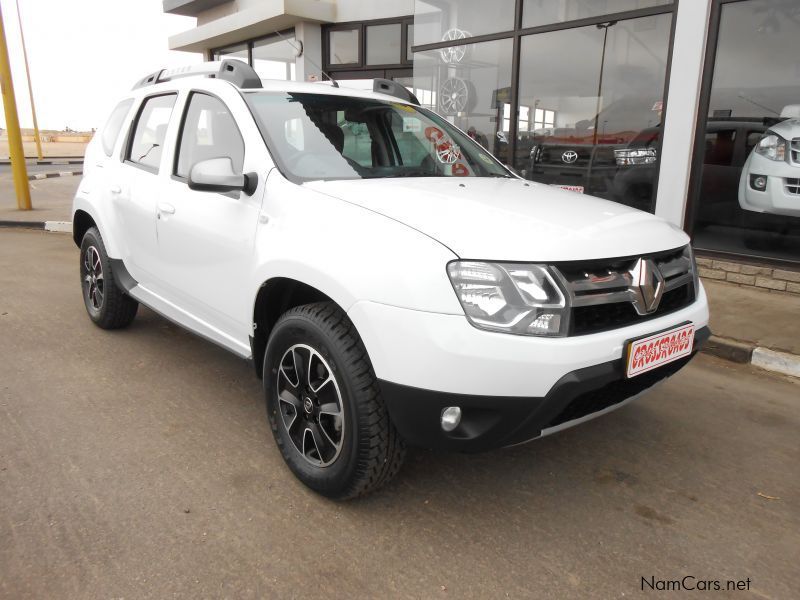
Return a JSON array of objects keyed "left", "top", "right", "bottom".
[
  {"left": 440, "top": 406, "right": 462, "bottom": 432},
  {"left": 750, "top": 174, "right": 767, "bottom": 191}
]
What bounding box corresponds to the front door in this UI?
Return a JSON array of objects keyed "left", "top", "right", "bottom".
[{"left": 153, "top": 88, "right": 271, "bottom": 346}]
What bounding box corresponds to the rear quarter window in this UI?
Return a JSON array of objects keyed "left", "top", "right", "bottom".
[{"left": 101, "top": 99, "right": 134, "bottom": 156}]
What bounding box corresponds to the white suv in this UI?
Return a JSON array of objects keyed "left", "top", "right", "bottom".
[{"left": 73, "top": 61, "right": 710, "bottom": 499}]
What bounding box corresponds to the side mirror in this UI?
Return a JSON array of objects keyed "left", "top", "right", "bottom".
[{"left": 188, "top": 157, "right": 257, "bottom": 195}]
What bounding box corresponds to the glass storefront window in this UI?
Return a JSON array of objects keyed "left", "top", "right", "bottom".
[
  {"left": 212, "top": 43, "right": 248, "bottom": 63},
  {"left": 366, "top": 24, "right": 402, "bottom": 65},
  {"left": 252, "top": 35, "right": 297, "bottom": 80},
  {"left": 514, "top": 13, "right": 672, "bottom": 212},
  {"left": 329, "top": 28, "right": 359, "bottom": 65},
  {"left": 522, "top": 0, "right": 672, "bottom": 29},
  {"left": 406, "top": 24, "right": 415, "bottom": 62},
  {"left": 413, "top": 38, "right": 513, "bottom": 161},
  {"left": 413, "top": 0, "right": 516, "bottom": 46},
  {"left": 691, "top": 0, "right": 800, "bottom": 263}
]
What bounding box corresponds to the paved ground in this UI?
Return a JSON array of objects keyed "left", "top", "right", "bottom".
[
  {"left": 0, "top": 140, "right": 87, "bottom": 159},
  {"left": 0, "top": 176, "right": 78, "bottom": 223},
  {"left": 1, "top": 229, "right": 798, "bottom": 599},
  {"left": 705, "top": 280, "right": 800, "bottom": 355}
]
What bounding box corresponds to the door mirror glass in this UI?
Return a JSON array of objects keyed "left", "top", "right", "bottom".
[{"left": 189, "top": 157, "right": 253, "bottom": 194}]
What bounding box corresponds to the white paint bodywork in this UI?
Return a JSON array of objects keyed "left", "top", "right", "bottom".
[{"left": 74, "top": 75, "right": 709, "bottom": 398}]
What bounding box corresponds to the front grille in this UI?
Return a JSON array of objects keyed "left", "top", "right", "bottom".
[
  {"left": 545, "top": 354, "right": 690, "bottom": 429},
  {"left": 571, "top": 284, "right": 691, "bottom": 335},
  {"left": 791, "top": 139, "right": 799, "bottom": 165},
  {"left": 554, "top": 246, "right": 696, "bottom": 336},
  {"left": 786, "top": 178, "right": 800, "bottom": 195}
]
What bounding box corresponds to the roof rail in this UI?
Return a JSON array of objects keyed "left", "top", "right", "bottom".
[
  {"left": 132, "top": 60, "right": 263, "bottom": 91},
  {"left": 372, "top": 79, "right": 419, "bottom": 105}
]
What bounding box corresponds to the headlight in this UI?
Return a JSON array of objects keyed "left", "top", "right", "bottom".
[
  {"left": 446, "top": 261, "right": 568, "bottom": 336},
  {"left": 614, "top": 147, "right": 657, "bottom": 166},
  {"left": 685, "top": 245, "right": 699, "bottom": 297},
  {"left": 755, "top": 133, "right": 786, "bottom": 161}
]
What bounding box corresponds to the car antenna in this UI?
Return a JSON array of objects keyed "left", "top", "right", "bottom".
[{"left": 271, "top": 29, "right": 339, "bottom": 88}]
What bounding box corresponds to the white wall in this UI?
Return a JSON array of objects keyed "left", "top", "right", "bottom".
[
  {"left": 654, "top": 0, "right": 713, "bottom": 227},
  {"left": 335, "top": 0, "right": 414, "bottom": 22}
]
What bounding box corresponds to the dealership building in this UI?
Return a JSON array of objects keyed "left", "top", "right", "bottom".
[{"left": 164, "top": 0, "right": 800, "bottom": 288}]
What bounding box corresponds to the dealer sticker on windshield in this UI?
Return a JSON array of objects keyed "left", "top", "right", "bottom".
[{"left": 626, "top": 323, "right": 695, "bottom": 378}]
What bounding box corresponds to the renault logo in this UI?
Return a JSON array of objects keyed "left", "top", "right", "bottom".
[
  {"left": 629, "top": 258, "right": 664, "bottom": 315},
  {"left": 561, "top": 150, "right": 578, "bottom": 164}
]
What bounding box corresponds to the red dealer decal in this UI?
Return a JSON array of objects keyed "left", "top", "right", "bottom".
[{"left": 626, "top": 324, "right": 695, "bottom": 378}]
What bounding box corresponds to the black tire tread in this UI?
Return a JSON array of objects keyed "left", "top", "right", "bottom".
[{"left": 273, "top": 302, "right": 406, "bottom": 499}]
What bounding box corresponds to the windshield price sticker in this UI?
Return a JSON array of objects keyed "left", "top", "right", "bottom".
[{"left": 402, "top": 117, "right": 421, "bottom": 133}]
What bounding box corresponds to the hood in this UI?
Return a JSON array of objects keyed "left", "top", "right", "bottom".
[
  {"left": 304, "top": 178, "right": 688, "bottom": 261},
  {"left": 769, "top": 118, "right": 800, "bottom": 139}
]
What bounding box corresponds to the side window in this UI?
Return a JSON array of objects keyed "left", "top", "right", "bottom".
[
  {"left": 126, "top": 94, "right": 177, "bottom": 171},
  {"left": 388, "top": 112, "right": 431, "bottom": 167},
  {"left": 175, "top": 93, "right": 245, "bottom": 178},
  {"left": 101, "top": 99, "right": 134, "bottom": 156}
]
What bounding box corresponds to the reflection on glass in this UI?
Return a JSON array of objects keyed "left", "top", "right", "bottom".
[
  {"left": 413, "top": 0, "right": 515, "bottom": 46},
  {"left": 407, "top": 24, "right": 415, "bottom": 61},
  {"left": 330, "top": 29, "right": 359, "bottom": 64},
  {"left": 514, "top": 15, "right": 671, "bottom": 212},
  {"left": 413, "top": 38, "right": 514, "bottom": 161},
  {"left": 367, "top": 24, "right": 402, "bottom": 65},
  {"left": 522, "top": 0, "right": 672, "bottom": 28},
  {"left": 252, "top": 35, "right": 297, "bottom": 80},
  {"left": 691, "top": 0, "right": 800, "bottom": 263}
]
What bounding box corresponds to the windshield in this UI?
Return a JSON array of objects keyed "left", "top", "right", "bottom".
[{"left": 245, "top": 92, "right": 512, "bottom": 182}]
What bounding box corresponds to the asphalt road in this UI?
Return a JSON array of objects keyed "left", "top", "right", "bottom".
[{"left": 1, "top": 229, "right": 798, "bottom": 599}]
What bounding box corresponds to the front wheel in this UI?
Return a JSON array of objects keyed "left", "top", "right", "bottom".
[
  {"left": 79, "top": 227, "right": 138, "bottom": 329},
  {"left": 264, "top": 302, "right": 405, "bottom": 499}
]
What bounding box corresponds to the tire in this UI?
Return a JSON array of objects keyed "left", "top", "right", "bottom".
[
  {"left": 264, "top": 302, "right": 405, "bottom": 499},
  {"left": 79, "top": 227, "right": 138, "bottom": 329}
]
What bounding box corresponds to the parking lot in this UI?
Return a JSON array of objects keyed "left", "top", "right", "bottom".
[{"left": 1, "top": 229, "right": 798, "bottom": 599}]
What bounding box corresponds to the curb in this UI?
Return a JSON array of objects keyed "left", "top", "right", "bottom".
[
  {"left": 0, "top": 158, "right": 83, "bottom": 165},
  {"left": 28, "top": 170, "right": 83, "bottom": 181},
  {"left": 0, "top": 220, "right": 71, "bottom": 232},
  {"left": 704, "top": 334, "right": 800, "bottom": 379}
]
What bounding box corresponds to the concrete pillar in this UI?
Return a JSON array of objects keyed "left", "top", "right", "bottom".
[
  {"left": 654, "top": 0, "right": 714, "bottom": 226},
  {"left": 295, "top": 22, "right": 322, "bottom": 82}
]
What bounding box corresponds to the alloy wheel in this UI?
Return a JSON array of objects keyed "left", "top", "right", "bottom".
[
  {"left": 276, "top": 344, "right": 345, "bottom": 467},
  {"left": 82, "top": 246, "right": 104, "bottom": 310}
]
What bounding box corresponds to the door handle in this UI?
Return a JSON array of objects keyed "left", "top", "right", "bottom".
[
  {"left": 158, "top": 203, "right": 176, "bottom": 215},
  {"left": 110, "top": 185, "right": 121, "bottom": 194}
]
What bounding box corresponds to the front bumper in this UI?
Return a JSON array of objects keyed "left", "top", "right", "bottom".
[
  {"left": 349, "top": 283, "right": 710, "bottom": 451},
  {"left": 738, "top": 153, "right": 800, "bottom": 217},
  {"left": 378, "top": 326, "right": 708, "bottom": 451}
]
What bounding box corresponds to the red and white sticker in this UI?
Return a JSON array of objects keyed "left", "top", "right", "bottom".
[
  {"left": 626, "top": 324, "right": 695, "bottom": 378},
  {"left": 552, "top": 185, "right": 584, "bottom": 194}
]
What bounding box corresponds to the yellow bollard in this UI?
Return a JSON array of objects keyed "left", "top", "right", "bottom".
[{"left": 0, "top": 2, "right": 32, "bottom": 210}]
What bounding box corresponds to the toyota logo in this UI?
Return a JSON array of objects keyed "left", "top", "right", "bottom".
[
  {"left": 629, "top": 258, "right": 665, "bottom": 315},
  {"left": 561, "top": 150, "right": 578, "bottom": 164}
]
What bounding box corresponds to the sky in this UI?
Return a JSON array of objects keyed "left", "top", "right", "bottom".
[{"left": 0, "top": 0, "right": 201, "bottom": 131}]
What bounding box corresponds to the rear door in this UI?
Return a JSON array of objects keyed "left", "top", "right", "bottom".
[
  {"left": 153, "top": 88, "right": 272, "bottom": 344},
  {"left": 115, "top": 93, "right": 178, "bottom": 285}
]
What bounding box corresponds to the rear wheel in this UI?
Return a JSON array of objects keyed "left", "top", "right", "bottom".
[
  {"left": 264, "top": 302, "right": 405, "bottom": 499},
  {"left": 79, "top": 227, "right": 138, "bottom": 329}
]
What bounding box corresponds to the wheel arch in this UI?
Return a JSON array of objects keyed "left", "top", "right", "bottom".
[
  {"left": 72, "top": 209, "right": 97, "bottom": 248},
  {"left": 251, "top": 277, "right": 342, "bottom": 379}
]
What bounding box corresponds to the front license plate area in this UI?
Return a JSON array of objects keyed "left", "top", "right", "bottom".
[{"left": 626, "top": 323, "right": 695, "bottom": 378}]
